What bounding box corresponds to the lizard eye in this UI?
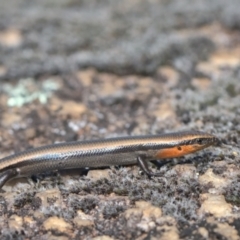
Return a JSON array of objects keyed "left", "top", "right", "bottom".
[{"left": 197, "top": 139, "right": 204, "bottom": 145}]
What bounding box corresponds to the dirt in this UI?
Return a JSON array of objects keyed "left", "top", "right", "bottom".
[{"left": 0, "top": 0, "right": 240, "bottom": 239}]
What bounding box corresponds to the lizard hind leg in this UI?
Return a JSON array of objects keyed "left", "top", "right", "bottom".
[{"left": 0, "top": 168, "right": 18, "bottom": 189}]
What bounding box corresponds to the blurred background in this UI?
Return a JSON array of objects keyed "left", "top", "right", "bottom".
[{"left": 1, "top": 0, "right": 240, "bottom": 77}]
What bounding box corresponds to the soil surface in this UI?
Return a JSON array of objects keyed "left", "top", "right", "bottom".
[{"left": 0, "top": 0, "right": 240, "bottom": 239}]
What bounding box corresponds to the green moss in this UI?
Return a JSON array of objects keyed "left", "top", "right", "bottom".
[
  {"left": 3, "top": 78, "right": 59, "bottom": 107},
  {"left": 224, "top": 179, "right": 240, "bottom": 206},
  {"left": 226, "top": 83, "right": 237, "bottom": 97},
  {"left": 225, "top": 196, "right": 240, "bottom": 206},
  {"left": 200, "top": 96, "right": 219, "bottom": 110}
]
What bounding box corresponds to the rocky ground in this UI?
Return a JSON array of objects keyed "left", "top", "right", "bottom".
[{"left": 0, "top": 0, "right": 240, "bottom": 239}]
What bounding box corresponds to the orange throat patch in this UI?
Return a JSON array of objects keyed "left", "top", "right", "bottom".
[{"left": 155, "top": 145, "right": 202, "bottom": 159}]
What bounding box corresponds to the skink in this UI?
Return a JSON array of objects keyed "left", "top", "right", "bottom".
[{"left": 0, "top": 130, "right": 219, "bottom": 188}]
